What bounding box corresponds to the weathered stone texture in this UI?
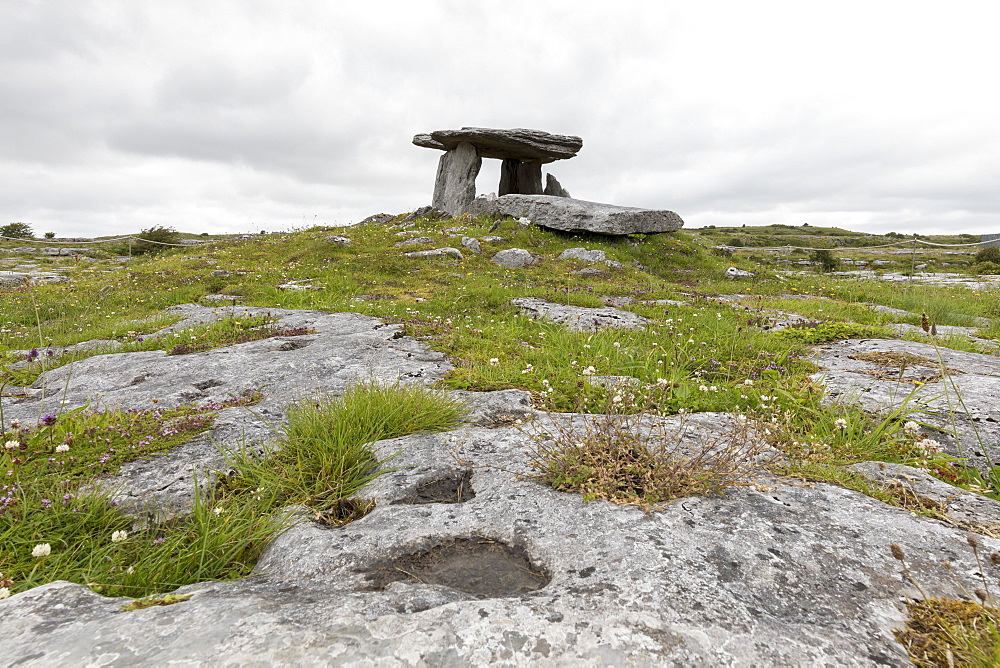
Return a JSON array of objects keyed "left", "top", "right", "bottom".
[
  {"left": 414, "top": 127, "right": 582, "bottom": 163},
  {"left": 491, "top": 194, "right": 684, "bottom": 235},
  {"left": 431, "top": 141, "right": 481, "bottom": 215},
  {"left": 543, "top": 172, "right": 571, "bottom": 197}
]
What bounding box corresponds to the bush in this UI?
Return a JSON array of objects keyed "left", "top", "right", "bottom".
[
  {"left": 131, "top": 226, "right": 181, "bottom": 255},
  {"left": 0, "top": 222, "right": 33, "bottom": 239},
  {"left": 809, "top": 249, "right": 839, "bottom": 272},
  {"left": 43, "top": 232, "right": 55, "bottom": 239},
  {"left": 974, "top": 246, "right": 1000, "bottom": 265}
]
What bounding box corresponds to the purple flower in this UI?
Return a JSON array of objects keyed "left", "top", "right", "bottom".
[
  {"left": 41, "top": 499, "right": 51, "bottom": 508},
  {"left": 26, "top": 348, "right": 39, "bottom": 360},
  {"left": 40, "top": 414, "right": 57, "bottom": 426},
  {"left": 46, "top": 349, "right": 54, "bottom": 357},
  {"left": 99, "top": 454, "right": 110, "bottom": 463}
]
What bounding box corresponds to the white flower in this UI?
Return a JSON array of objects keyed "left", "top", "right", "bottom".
[
  {"left": 918, "top": 438, "right": 943, "bottom": 453},
  {"left": 0, "top": 587, "right": 9, "bottom": 600},
  {"left": 111, "top": 530, "right": 128, "bottom": 543},
  {"left": 903, "top": 421, "right": 921, "bottom": 435},
  {"left": 709, "top": 386, "right": 718, "bottom": 392},
  {"left": 126, "top": 566, "right": 135, "bottom": 575},
  {"left": 55, "top": 444, "right": 69, "bottom": 453},
  {"left": 834, "top": 418, "right": 848, "bottom": 430},
  {"left": 743, "top": 379, "right": 754, "bottom": 386},
  {"left": 612, "top": 342, "right": 621, "bottom": 348},
  {"left": 517, "top": 217, "right": 531, "bottom": 226},
  {"left": 656, "top": 378, "right": 670, "bottom": 386},
  {"left": 581, "top": 366, "right": 596, "bottom": 376},
  {"left": 212, "top": 507, "right": 223, "bottom": 515},
  {"left": 612, "top": 394, "right": 623, "bottom": 404},
  {"left": 32, "top": 543, "right": 51, "bottom": 558},
  {"left": 736, "top": 414, "right": 747, "bottom": 422},
  {"left": 488, "top": 358, "right": 499, "bottom": 366},
  {"left": 4, "top": 440, "right": 18, "bottom": 450},
  {"left": 699, "top": 385, "right": 708, "bottom": 392}
]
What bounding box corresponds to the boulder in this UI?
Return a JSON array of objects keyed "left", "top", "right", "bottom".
[
  {"left": 725, "top": 266, "right": 755, "bottom": 279},
  {"left": 358, "top": 213, "right": 396, "bottom": 225},
  {"left": 491, "top": 248, "right": 537, "bottom": 268},
  {"left": 558, "top": 247, "right": 607, "bottom": 262},
  {"left": 393, "top": 236, "right": 434, "bottom": 247},
  {"left": 414, "top": 127, "right": 582, "bottom": 163},
  {"left": 486, "top": 195, "right": 684, "bottom": 235},
  {"left": 324, "top": 235, "right": 351, "bottom": 246},
  {"left": 460, "top": 236, "right": 481, "bottom": 253},
  {"left": 511, "top": 297, "right": 649, "bottom": 332}
]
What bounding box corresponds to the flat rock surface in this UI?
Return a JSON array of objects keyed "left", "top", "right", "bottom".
[
  {"left": 413, "top": 127, "right": 582, "bottom": 163},
  {"left": 7, "top": 309, "right": 1000, "bottom": 665},
  {"left": 492, "top": 195, "right": 684, "bottom": 235},
  {"left": 2, "top": 304, "right": 450, "bottom": 517},
  {"left": 511, "top": 297, "right": 650, "bottom": 332},
  {"left": 5, "top": 403, "right": 1000, "bottom": 665},
  {"left": 812, "top": 338, "right": 1000, "bottom": 473}
]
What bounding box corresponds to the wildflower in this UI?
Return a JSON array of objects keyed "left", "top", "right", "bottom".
[
  {"left": 4, "top": 441, "right": 18, "bottom": 450},
  {"left": 698, "top": 385, "right": 708, "bottom": 392},
  {"left": 0, "top": 587, "right": 9, "bottom": 600},
  {"left": 656, "top": 378, "right": 670, "bottom": 386},
  {"left": 212, "top": 507, "right": 223, "bottom": 515},
  {"left": 709, "top": 386, "right": 718, "bottom": 392},
  {"left": 581, "top": 366, "right": 596, "bottom": 376},
  {"left": 40, "top": 414, "right": 57, "bottom": 427},
  {"left": 743, "top": 379, "right": 754, "bottom": 386},
  {"left": 9, "top": 420, "right": 20, "bottom": 430},
  {"left": 918, "top": 438, "right": 943, "bottom": 453},
  {"left": 55, "top": 444, "right": 69, "bottom": 453},
  {"left": 32, "top": 543, "right": 51, "bottom": 558},
  {"left": 612, "top": 394, "right": 623, "bottom": 404},
  {"left": 111, "top": 530, "right": 128, "bottom": 543},
  {"left": 612, "top": 342, "right": 621, "bottom": 348},
  {"left": 834, "top": 418, "right": 848, "bottom": 430},
  {"left": 488, "top": 358, "right": 499, "bottom": 366},
  {"left": 126, "top": 566, "right": 135, "bottom": 575},
  {"left": 903, "top": 421, "right": 920, "bottom": 436}
]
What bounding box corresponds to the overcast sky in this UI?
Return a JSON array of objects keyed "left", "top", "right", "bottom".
[{"left": 3, "top": 1, "right": 999, "bottom": 237}]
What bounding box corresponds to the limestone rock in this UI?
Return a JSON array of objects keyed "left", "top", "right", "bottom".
[
  {"left": 543, "top": 173, "right": 571, "bottom": 197},
  {"left": 558, "top": 247, "right": 606, "bottom": 262},
  {"left": 812, "top": 338, "right": 1000, "bottom": 474},
  {"left": 3, "top": 409, "right": 997, "bottom": 664},
  {"left": 431, "top": 141, "right": 481, "bottom": 215},
  {"left": 324, "top": 235, "right": 351, "bottom": 245},
  {"left": 491, "top": 248, "right": 538, "bottom": 268},
  {"left": 401, "top": 206, "right": 449, "bottom": 222},
  {"left": 460, "top": 237, "right": 481, "bottom": 253},
  {"left": 404, "top": 247, "right": 464, "bottom": 260},
  {"left": 414, "top": 127, "right": 582, "bottom": 163},
  {"left": 725, "top": 266, "right": 755, "bottom": 278},
  {"left": 0, "top": 271, "right": 28, "bottom": 287},
  {"left": 486, "top": 195, "right": 684, "bottom": 235},
  {"left": 605, "top": 260, "right": 624, "bottom": 270},
  {"left": 1, "top": 305, "right": 451, "bottom": 518},
  {"left": 511, "top": 297, "right": 649, "bottom": 332},
  {"left": 393, "top": 236, "right": 434, "bottom": 247},
  {"left": 573, "top": 267, "right": 604, "bottom": 277},
  {"left": 358, "top": 213, "right": 396, "bottom": 225}
]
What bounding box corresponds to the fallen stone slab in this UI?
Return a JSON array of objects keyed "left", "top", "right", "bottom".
[
  {"left": 511, "top": 297, "right": 649, "bottom": 332},
  {"left": 812, "top": 338, "right": 1000, "bottom": 474},
  {"left": 725, "top": 266, "right": 755, "bottom": 278},
  {"left": 393, "top": 236, "right": 434, "bottom": 247},
  {"left": 488, "top": 195, "right": 684, "bottom": 235}
]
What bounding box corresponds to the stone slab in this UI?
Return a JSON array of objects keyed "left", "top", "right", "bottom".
[
  {"left": 488, "top": 195, "right": 684, "bottom": 235},
  {"left": 414, "top": 127, "right": 582, "bottom": 163}
]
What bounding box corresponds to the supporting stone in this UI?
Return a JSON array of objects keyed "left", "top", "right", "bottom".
[
  {"left": 431, "top": 141, "right": 481, "bottom": 215},
  {"left": 543, "top": 173, "right": 570, "bottom": 197},
  {"left": 498, "top": 159, "right": 543, "bottom": 196}
]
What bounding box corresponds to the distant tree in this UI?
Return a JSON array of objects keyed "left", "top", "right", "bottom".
[
  {"left": 0, "top": 222, "right": 33, "bottom": 239},
  {"left": 131, "top": 226, "right": 181, "bottom": 255},
  {"left": 809, "top": 249, "right": 839, "bottom": 272},
  {"left": 975, "top": 246, "right": 1000, "bottom": 265},
  {"left": 44, "top": 231, "right": 56, "bottom": 239}
]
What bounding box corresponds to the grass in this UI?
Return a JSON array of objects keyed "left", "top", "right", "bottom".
[
  {"left": 3, "top": 214, "right": 1000, "bottom": 627},
  {"left": 0, "top": 380, "right": 466, "bottom": 598}
]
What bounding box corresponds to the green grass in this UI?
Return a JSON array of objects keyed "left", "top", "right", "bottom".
[{"left": 3, "top": 213, "right": 1000, "bottom": 608}]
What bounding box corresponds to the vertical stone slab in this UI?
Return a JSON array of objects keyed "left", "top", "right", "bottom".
[
  {"left": 431, "top": 141, "right": 481, "bottom": 215},
  {"left": 543, "top": 173, "right": 571, "bottom": 197},
  {"left": 498, "top": 159, "right": 544, "bottom": 196}
]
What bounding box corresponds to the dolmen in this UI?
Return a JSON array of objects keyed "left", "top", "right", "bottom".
[{"left": 413, "top": 127, "right": 684, "bottom": 235}]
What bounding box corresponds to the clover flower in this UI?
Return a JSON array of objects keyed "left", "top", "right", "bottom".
[
  {"left": 112, "top": 530, "right": 128, "bottom": 543},
  {"left": 834, "top": 418, "right": 848, "bottom": 430},
  {"left": 0, "top": 587, "right": 9, "bottom": 600},
  {"left": 4, "top": 441, "right": 18, "bottom": 450},
  {"left": 32, "top": 543, "right": 51, "bottom": 558},
  {"left": 903, "top": 421, "right": 921, "bottom": 436},
  {"left": 917, "top": 438, "right": 943, "bottom": 453},
  {"left": 55, "top": 444, "right": 69, "bottom": 453},
  {"left": 488, "top": 358, "right": 499, "bottom": 366}
]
